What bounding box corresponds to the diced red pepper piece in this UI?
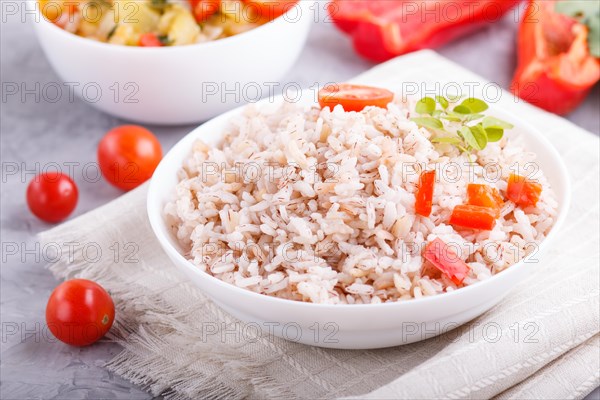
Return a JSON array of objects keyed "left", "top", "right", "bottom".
[
  {"left": 510, "top": 0, "right": 600, "bottom": 115},
  {"left": 415, "top": 170, "right": 435, "bottom": 217},
  {"left": 138, "top": 33, "right": 163, "bottom": 47},
  {"left": 506, "top": 174, "right": 543, "bottom": 208},
  {"left": 467, "top": 183, "right": 504, "bottom": 217},
  {"left": 423, "top": 238, "right": 470, "bottom": 285},
  {"left": 450, "top": 204, "right": 497, "bottom": 230},
  {"left": 328, "top": 0, "right": 521, "bottom": 62}
]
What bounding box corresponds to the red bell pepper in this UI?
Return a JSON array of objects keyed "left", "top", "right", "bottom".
[
  {"left": 450, "top": 204, "right": 497, "bottom": 230},
  {"left": 506, "top": 174, "right": 542, "bottom": 208},
  {"left": 510, "top": 0, "right": 600, "bottom": 115},
  {"left": 328, "top": 0, "right": 521, "bottom": 62},
  {"left": 423, "top": 238, "right": 470, "bottom": 285},
  {"left": 467, "top": 183, "right": 504, "bottom": 217},
  {"left": 415, "top": 170, "right": 436, "bottom": 217}
]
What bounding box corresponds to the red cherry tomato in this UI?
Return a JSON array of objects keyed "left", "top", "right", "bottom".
[
  {"left": 243, "top": 0, "right": 298, "bottom": 20},
  {"left": 26, "top": 172, "right": 78, "bottom": 223},
  {"left": 138, "top": 33, "right": 163, "bottom": 47},
  {"left": 46, "top": 279, "right": 115, "bottom": 347},
  {"left": 318, "top": 83, "right": 394, "bottom": 112},
  {"left": 98, "top": 125, "right": 162, "bottom": 191}
]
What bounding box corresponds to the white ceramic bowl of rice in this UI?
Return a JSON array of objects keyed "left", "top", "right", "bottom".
[{"left": 147, "top": 89, "right": 570, "bottom": 349}]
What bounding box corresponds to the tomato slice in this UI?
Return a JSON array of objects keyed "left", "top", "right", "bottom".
[
  {"left": 318, "top": 83, "right": 394, "bottom": 112},
  {"left": 415, "top": 170, "right": 435, "bottom": 217},
  {"left": 190, "top": 0, "right": 221, "bottom": 23},
  {"left": 506, "top": 174, "right": 543, "bottom": 208},
  {"left": 243, "top": 0, "right": 298, "bottom": 21},
  {"left": 423, "top": 238, "right": 470, "bottom": 285},
  {"left": 450, "top": 204, "right": 497, "bottom": 231},
  {"left": 467, "top": 183, "right": 504, "bottom": 217},
  {"left": 138, "top": 33, "right": 163, "bottom": 47}
]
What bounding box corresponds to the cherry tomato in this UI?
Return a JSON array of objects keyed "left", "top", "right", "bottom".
[
  {"left": 98, "top": 125, "right": 162, "bottom": 191},
  {"left": 318, "top": 83, "right": 394, "bottom": 112},
  {"left": 138, "top": 33, "right": 163, "bottom": 47},
  {"left": 46, "top": 279, "right": 115, "bottom": 347},
  {"left": 190, "top": 0, "right": 221, "bottom": 22},
  {"left": 243, "top": 0, "right": 298, "bottom": 20},
  {"left": 26, "top": 172, "right": 78, "bottom": 223}
]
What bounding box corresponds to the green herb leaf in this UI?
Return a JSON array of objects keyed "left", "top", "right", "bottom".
[
  {"left": 150, "top": 0, "right": 168, "bottom": 11},
  {"left": 459, "top": 126, "right": 478, "bottom": 150},
  {"left": 107, "top": 24, "right": 118, "bottom": 40},
  {"left": 435, "top": 95, "right": 449, "bottom": 109},
  {"left": 463, "top": 113, "right": 484, "bottom": 122},
  {"left": 447, "top": 94, "right": 463, "bottom": 102},
  {"left": 556, "top": 1, "right": 600, "bottom": 57},
  {"left": 482, "top": 116, "right": 514, "bottom": 130},
  {"left": 485, "top": 127, "right": 504, "bottom": 142},
  {"left": 414, "top": 95, "right": 512, "bottom": 155},
  {"left": 431, "top": 136, "right": 462, "bottom": 144},
  {"left": 469, "top": 124, "right": 488, "bottom": 150},
  {"left": 158, "top": 34, "right": 173, "bottom": 46},
  {"left": 440, "top": 114, "right": 462, "bottom": 122},
  {"left": 411, "top": 117, "right": 444, "bottom": 130},
  {"left": 415, "top": 97, "right": 436, "bottom": 115},
  {"left": 453, "top": 105, "right": 472, "bottom": 114},
  {"left": 461, "top": 98, "right": 489, "bottom": 113}
]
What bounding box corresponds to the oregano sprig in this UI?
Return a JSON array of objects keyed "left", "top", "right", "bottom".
[{"left": 411, "top": 96, "right": 514, "bottom": 154}]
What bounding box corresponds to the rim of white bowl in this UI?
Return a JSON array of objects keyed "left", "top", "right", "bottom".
[
  {"left": 147, "top": 92, "right": 572, "bottom": 310},
  {"left": 31, "top": 0, "right": 311, "bottom": 52}
]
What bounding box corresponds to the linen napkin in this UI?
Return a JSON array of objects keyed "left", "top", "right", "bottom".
[{"left": 41, "top": 50, "right": 600, "bottom": 400}]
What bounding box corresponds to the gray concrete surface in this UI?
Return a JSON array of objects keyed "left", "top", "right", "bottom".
[{"left": 2, "top": 3, "right": 599, "bottom": 399}]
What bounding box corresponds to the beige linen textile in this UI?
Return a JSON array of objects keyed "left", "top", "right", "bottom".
[{"left": 41, "top": 51, "right": 600, "bottom": 399}]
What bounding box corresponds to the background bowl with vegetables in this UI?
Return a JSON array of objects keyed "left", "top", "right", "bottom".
[{"left": 32, "top": 0, "right": 312, "bottom": 125}]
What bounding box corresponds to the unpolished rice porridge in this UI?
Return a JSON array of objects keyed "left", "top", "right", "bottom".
[{"left": 164, "top": 99, "right": 558, "bottom": 304}]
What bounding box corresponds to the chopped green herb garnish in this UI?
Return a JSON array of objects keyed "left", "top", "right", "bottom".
[
  {"left": 149, "top": 0, "right": 168, "bottom": 11},
  {"left": 107, "top": 24, "right": 118, "bottom": 40},
  {"left": 411, "top": 96, "right": 514, "bottom": 155},
  {"left": 157, "top": 34, "right": 173, "bottom": 46}
]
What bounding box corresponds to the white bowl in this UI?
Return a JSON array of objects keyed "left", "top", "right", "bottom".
[
  {"left": 31, "top": 1, "right": 313, "bottom": 125},
  {"left": 147, "top": 91, "right": 570, "bottom": 349}
]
